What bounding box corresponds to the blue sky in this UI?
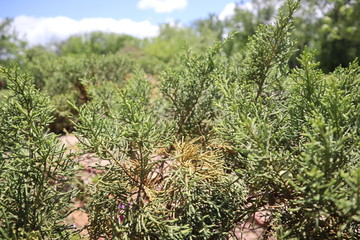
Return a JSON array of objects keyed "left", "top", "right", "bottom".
[
  {"left": 0, "top": 0, "right": 243, "bottom": 45},
  {"left": 1, "top": 0, "right": 236, "bottom": 25}
]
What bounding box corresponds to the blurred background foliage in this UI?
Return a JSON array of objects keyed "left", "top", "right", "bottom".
[
  {"left": 1, "top": 0, "right": 359, "bottom": 132},
  {"left": 1, "top": 0, "right": 359, "bottom": 134},
  {"left": 1, "top": 1, "right": 358, "bottom": 70}
]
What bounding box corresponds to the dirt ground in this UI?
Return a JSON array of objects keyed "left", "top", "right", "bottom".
[{"left": 59, "top": 134, "right": 273, "bottom": 240}]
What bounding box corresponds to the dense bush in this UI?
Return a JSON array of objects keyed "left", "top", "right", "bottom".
[
  {"left": 216, "top": 0, "right": 359, "bottom": 238},
  {"left": 159, "top": 37, "right": 230, "bottom": 139},
  {"left": 0, "top": 66, "right": 76, "bottom": 239},
  {"left": 74, "top": 69, "right": 247, "bottom": 239},
  {"left": 59, "top": 32, "right": 140, "bottom": 56},
  {"left": 0, "top": 0, "right": 359, "bottom": 239},
  {"left": 24, "top": 52, "right": 135, "bottom": 133}
]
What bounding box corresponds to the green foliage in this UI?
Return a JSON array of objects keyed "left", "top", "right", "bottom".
[
  {"left": 143, "top": 24, "right": 198, "bottom": 64},
  {"left": 23, "top": 46, "right": 58, "bottom": 88},
  {"left": 0, "top": 18, "right": 26, "bottom": 66},
  {"left": 223, "top": 0, "right": 279, "bottom": 55},
  {"left": 74, "top": 69, "right": 178, "bottom": 239},
  {"left": 241, "top": 0, "right": 299, "bottom": 102},
  {"left": 317, "top": 0, "right": 360, "bottom": 72},
  {"left": 24, "top": 53, "right": 134, "bottom": 133},
  {"left": 60, "top": 32, "right": 140, "bottom": 56},
  {"left": 159, "top": 35, "right": 232, "bottom": 138},
  {"left": 216, "top": 0, "right": 360, "bottom": 237},
  {"left": 288, "top": 47, "right": 325, "bottom": 133},
  {"left": 0, "top": 0, "right": 359, "bottom": 238},
  {"left": 192, "top": 14, "right": 224, "bottom": 48},
  {"left": 58, "top": 31, "right": 169, "bottom": 75},
  {"left": 74, "top": 68, "right": 247, "bottom": 239},
  {"left": 221, "top": 0, "right": 360, "bottom": 72},
  {"left": 278, "top": 51, "right": 360, "bottom": 239},
  {"left": 217, "top": 0, "right": 300, "bottom": 175},
  {"left": 159, "top": 139, "right": 246, "bottom": 239},
  {"left": 0, "top": 66, "right": 76, "bottom": 239},
  {"left": 0, "top": 18, "right": 26, "bottom": 90}
]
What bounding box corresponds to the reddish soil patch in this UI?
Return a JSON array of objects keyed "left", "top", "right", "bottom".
[
  {"left": 230, "top": 211, "right": 274, "bottom": 240},
  {"left": 59, "top": 135, "right": 109, "bottom": 236}
]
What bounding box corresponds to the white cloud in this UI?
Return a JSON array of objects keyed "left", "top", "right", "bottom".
[
  {"left": 240, "top": 2, "right": 257, "bottom": 12},
  {"left": 137, "top": 0, "right": 188, "bottom": 13},
  {"left": 219, "top": 2, "right": 255, "bottom": 21},
  {"left": 219, "top": 3, "right": 236, "bottom": 21},
  {"left": 11, "top": 15, "right": 160, "bottom": 46}
]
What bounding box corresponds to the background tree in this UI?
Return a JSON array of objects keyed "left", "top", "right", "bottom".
[
  {"left": 0, "top": 18, "right": 26, "bottom": 65},
  {"left": 317, "top": 0, "right": 360, "bottom": 72},
  {"left": 0, "top": 18, "right": 26, "bottom": 89},
  {"left": 192, "top": 14, "right": 224, "bottom": 48},
  {"left": 143, "top": 23, "right": 198, "bottom": 64},
  {"left": 222, "top": 0, "right": 279, "bottom": 56},
  {"left": 59, "top": 32, "right": 140, "bottom": 56}
]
